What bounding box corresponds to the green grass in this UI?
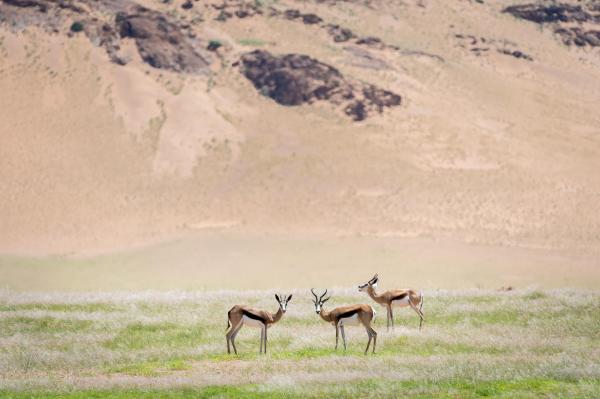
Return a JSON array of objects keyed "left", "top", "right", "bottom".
[
  {"left": 237, "top": 38, "right": 268, "bottom": 46},
  {"left": 0, "top": 316, "right": 93, "bottom": 336},
  {"left": 2, "top": 289, "right": 599, "bottom": 397},
  {"left": 103, "top": 322, "right": 206, "bottom": 350},
  {"left": 2, "top": 378, "right": 600, "bottom": 398},
  {"left": 0, "top": 303, "right": 121, "bottom": 313},
  {"left": 107, "top": 359, "right": 192, "bottom": 377}
]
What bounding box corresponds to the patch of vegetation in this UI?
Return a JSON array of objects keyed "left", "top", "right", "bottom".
[
  {"left": 0, "top": 303, "right": 121, "bottom": 313},
  {"left": 524, "top": 291, "right": 547, "bottom": 300},
  {"left": 0, "top": 316, "right": 93, "bottom": 336},
  {"left": 104, "top": 322, "right": 205, "bottom": 350},
  {"left": 2, "top": 378, "right": 599, "bottom": 398},
  {"left": 70, "top": 22, "right": 84, "bottom": 33},
  {"left": 107, "top": 359, "right": 192, "bottom": 376},
  {"left": 207, "top": 40, "right": 222, "bottom": 51},
  {"left": 381, "top": 336, "right": 508, "bottom": 356},
  {"left": 237, "top": 38, "right": 268, "bottom": 46}
]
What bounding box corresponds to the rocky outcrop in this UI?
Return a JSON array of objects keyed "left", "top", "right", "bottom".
[
  {"left": 115, "top": 6, "right": 209, "bottom": 73},
  {"left": 238, "top": 50, "right": 401, "bottom": 121},
  {"left": 0, "top": 0, "right": 211, "bottom": 73},
  {"left": 454, "top": 34, "right": 533, "bottom": 61},
  {"left": 504, "top": 3, "right": 600, "bottom": 48},
  {"left": 504, "top": 3, "right": 594, "bottom": 24}
]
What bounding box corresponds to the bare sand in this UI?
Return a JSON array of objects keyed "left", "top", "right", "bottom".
[
  {"left": 1, "top": 232, "right": 598, "bottom": 291},
  {"left": 0, "top": 0, "right": 599, "bottom": 289}
]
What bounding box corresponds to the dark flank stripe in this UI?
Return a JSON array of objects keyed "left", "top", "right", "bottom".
[
  {"left": 242, "top": 309, "right": 266, "bottom": 323},
  {"left": 338, "top": 309, "right": 359, "bottom": 319},
  {"left": 392, "top": 292, "right": 408, "bottom": 301}
]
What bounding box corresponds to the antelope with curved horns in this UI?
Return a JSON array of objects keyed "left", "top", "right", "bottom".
[
  {"left": 311, "top": 288, "right": 377, "bottom": 355},
  {"left": 226, "top": 294, "right": 292, "bottom": 354},
  {"left": 358, "top": 273, "right": 424, "bottom": 331}
]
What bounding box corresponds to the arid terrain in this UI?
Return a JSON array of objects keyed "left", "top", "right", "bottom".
[
  {"left": 1, "top": 0, "right": 600, "bottom": 397},
  {"left": 1, "top": 0, "right": 600, "bottom": 256}
]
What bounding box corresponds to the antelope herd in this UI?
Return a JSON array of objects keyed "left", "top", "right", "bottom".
[{"left": 225, "top": 274, "right": 424, "bottom": 355}]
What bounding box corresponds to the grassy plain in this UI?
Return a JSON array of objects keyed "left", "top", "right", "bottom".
[{"left": 1, "top": 288, "right": 599, "bottom": 398}]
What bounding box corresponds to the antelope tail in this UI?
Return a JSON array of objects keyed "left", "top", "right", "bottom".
[{"left": 226, "top": 310, "right": 231, "bottom": 331}]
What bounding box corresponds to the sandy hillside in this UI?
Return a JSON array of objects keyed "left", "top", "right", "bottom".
[{"left": 0, "top": 0, "right": 599, "bottom": 266}]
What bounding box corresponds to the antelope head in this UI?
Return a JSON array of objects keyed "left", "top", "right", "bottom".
[
  {"left": 275, "top": 294, "right": 293, "bottom": 313},
  {"left": 311, "top": 288, "right": 330, "bottom": 314},
  {"left": 358, "top": 273, "right": 378, "bottom": 292}
]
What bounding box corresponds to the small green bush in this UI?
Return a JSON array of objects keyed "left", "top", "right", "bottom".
[{"left": 70, "top": 22, "right": 84, "bottom": 33}]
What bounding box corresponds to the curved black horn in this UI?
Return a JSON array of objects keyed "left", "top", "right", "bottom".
[
  {"left": 320, "top": 289, "right": 328, "bottom": 301},
  {"left": 311, "top": 288, "right": 318, "bottom": 301}
]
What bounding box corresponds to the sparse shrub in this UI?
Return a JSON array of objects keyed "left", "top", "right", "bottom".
[
  {"left": 207, "top": 40, "right": 222, "bottom": 51},
  {"left": 70, "top": 21, "right": 84, "bottom": 33}
]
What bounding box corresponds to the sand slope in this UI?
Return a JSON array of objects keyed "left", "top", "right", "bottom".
[{"left": 0, "top": 0, "right": 600, "bottom": 256}]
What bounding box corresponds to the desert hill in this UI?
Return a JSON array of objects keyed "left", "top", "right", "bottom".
[{"left": 1, "top": 0, "right": 600, "bottom": 258}]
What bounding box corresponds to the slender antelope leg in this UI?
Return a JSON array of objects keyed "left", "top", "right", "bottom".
[
  {"left": 231, "top": 322, "right": 243, "bottom": 354},
  {"left": 409, "top": 300, "right": 425, "bottom": 330},
  {"left": 364, "top": 328, "right": 372, "bottom": 355},
  {"left": 369, "top": 327, "right": 377, "bottom": 353},
  {"left": 419, "top": 295, "right": 425, "bottom": 330},
  {"left": 226, "top": 325, "right": 232, "bottom": 354},
  {"left": 263, "top": 325, "right": 268, "bottom": 354},
  {"left": 335, "top": 324, "right": 340, "bottom": 350},
  {"left": 386, "top": 306, "right": 391, "bottom": 331},
  {"left": 259, "top": 328, "right": 264, "bottom": 354},
  {"left": 390, "top": 306, "right": 395, "bottom": 330},
  {"left": 340, "top": 325, "right": 347, "bottom": 351}
]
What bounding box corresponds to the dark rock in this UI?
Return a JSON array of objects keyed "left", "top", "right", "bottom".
[
  {"left": 238, "top": 50, "right": 401, "bottom": 120},
  {"left": 284, "top": 9, "right": 301, "bottom": 19},
  {"left": 302, "top": 13, "right": 322, "bottom": 24},
  {"left": 239, "top": 50, "right": 345, "bottom": 106},
  {"left": 2, "top": 0, "right": 47, "bottom": 12},
  {"left": 181, "top": 1, "right": 193, "bottom": 10},
  {"left": 235, "top": 9, "right": 250, "bottom": 18},
  {"left": 498, "top": 48, "right": 533, "bottom": 61},
  {"left": 326, "top": 24, "right": 355, "bottom": 42},
  {"left": 504, "top": 3, "right": 591, "bottom": 24},
  {"left": 362, "top": 85, "right": 401, "bottom": 111},
  {"left": 356, "top": 36, "right": 384, "bottom": 49},
  {"left": 344, "top": 101, "right": 367, "bottom": 121},
  {"left": 216, "top": 10, "right": 232, "bottom": 21},
  {"left": 115, "top": 6, "right": 209, "bottom": 73}
]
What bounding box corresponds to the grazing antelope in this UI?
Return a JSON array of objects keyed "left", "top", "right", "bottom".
[
  {"left": 225, "top": 294, "right": 292, "bottom": 354},
  {"left": 311, "top": 288, "right": 377, "bottom": 355},
  {"left": 358, "top": 273, "right": 424, "bottom": 331}
]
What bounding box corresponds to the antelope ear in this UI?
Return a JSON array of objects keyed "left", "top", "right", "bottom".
[
  {"left": 322, "top": 296, "right": 330, "bottom": 303},
  {"left": 287, "top": 294, "right": 293, "bottom": 301},
  {"left": 275, "top": 294, "right": 280, "bottom": 302}
]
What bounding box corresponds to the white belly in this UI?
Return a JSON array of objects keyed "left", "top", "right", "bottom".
[
  {"left": 338, "top": 314, "right": 360, "bottom": 326},
  {"left": 242, "top": 315, "right": 265, "bottom": 328},
  {"left": 392, "top": 297, "right": 411, "bottom": 308}
]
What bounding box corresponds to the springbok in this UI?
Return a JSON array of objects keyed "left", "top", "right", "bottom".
[
  {"left": 358, "top": 273, "right": 424, "bottom": 331},
  {"left": 311, "top": 288, "right": 377, "bottom": 355},
  {"left": 226, "top": 294, "right": 292, "bottom": 354}
]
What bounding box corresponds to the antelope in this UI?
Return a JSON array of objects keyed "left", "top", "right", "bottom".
[
  {"left": 225, "top": 294, "right": 292, "bottom": 354},
  {"left": 311, "top": 288, "right": 377, "bottom": 355},
  {"left": 358, "top": 273, "right": 424, "bottom": 331}
]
